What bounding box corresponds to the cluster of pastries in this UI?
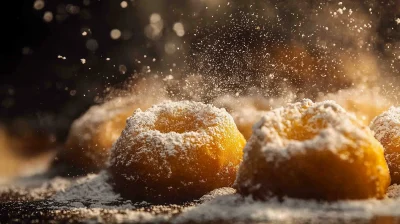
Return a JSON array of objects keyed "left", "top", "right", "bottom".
[{"left": 59, "top": 88, "right": 400, "bottom": 203}]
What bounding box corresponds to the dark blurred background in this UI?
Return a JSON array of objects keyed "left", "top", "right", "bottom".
[
  {"left": 2, "top": 0, "right": 400, "bottom": 142},
  {"left": 1, "top": 0, "right": 145, "bottom": 140}
]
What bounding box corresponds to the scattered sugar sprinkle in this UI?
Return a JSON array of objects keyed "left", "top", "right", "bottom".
[
  {"left": 51, "top": 171, "right": 125, "bottom": 206},
  {"left": 109, "top": 101, "right": 235, "bottom": 178},
  {"left": 251, "top": 99, "right": 371, "bottom": 158},
  {"left": 370, "top": 106, "right": 400, "bottom": 142},
  {"left": 48, "top": 171, "right": 195, "bottom": 223},
  {"left": 3, "top": 173, "right": 400, "bottom": 223},
  {"left": 174, "top": 192, "right": 400, "bottom": 223},
  {"left": 120, "top": 1, "right": 128, "bottom": 9},
  {"left": 0, "top": 176, "right": 72, "bottom": 201}
]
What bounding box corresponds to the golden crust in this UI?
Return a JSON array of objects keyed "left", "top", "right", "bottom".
[
  {"left": 371, "top": 107, "right": 400, "bottom": 184},
  {"left": 63, "top": 96, "right": 164, "bottom": 172},
  {"left": 109, "top": 101, "right": 246, "bottom": 203},
  {"left": 235, "top": 99, "right": 390, "bottom": 201}
]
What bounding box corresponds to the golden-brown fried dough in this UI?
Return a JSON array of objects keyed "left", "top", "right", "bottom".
[
  {"left": 109, "top": 101, "right": 246, "bottom": 203},
  {"left": 371, "top": 107, "right": 400, "bottom": 184},
  {"left": 235, "top": 99, "right": 390, "bottom": 201},
  {"left": 63, "top": 96, "right": 165, "bottom": 173}
]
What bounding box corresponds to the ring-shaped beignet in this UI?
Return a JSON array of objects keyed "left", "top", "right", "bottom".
[
  {"left": 234, "top": 99, "right": 390, "bottom": 201},
  {"left": 109, "top": 101, "right": 246, "bottom": 203}
]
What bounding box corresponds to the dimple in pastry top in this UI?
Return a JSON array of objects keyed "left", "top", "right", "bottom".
[
  {"left": 108, "top": 101, "right": 246, "bottom": 203},
  {"left": 234, "top": 99, "right": 390, "bottom": 201}
]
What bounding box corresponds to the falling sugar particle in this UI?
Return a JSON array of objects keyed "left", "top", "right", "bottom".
[
  {"left": 173, "top": 22, "right": 185, "bottom": 37},
  {"left": 144, "top": 13, "right": 164, "bottom": 40},
  {"left": 150, "top": 13, "right": 161, "bottom": 23},
  {"left": 120, "top": 1, "right": 128, "bottom": 8},
  {"left": 43, "top": 11, "right": 53, "bottom": 23},
  {"left": 110, "top": 29, "right": 122, "bottom": 40},
  {"left": 82, "top": 31, "right": 88, "bottom": 36},
  {"left": 80, "top": 59, "right": 86, "bottom": 64},
  {"left": 33, "top": 0, "right": 45, "bottom": 10}
]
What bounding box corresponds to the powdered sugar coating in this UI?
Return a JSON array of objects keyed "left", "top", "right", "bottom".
[
  {"left": 252, "top": 99, "right": 369, "bottom": 155},
  {"left": 109, "top": 101, "right": 235, "bottom": 166},
  {"left": 61, "top": 95, "right": 167, "bottom": 173},
  {"left": 370, "top": 106, "right": 400, "bottom": 143},
  {"left": 109, "top": 101, "right": 246, "bottom": 203},
  {"left": 370, "top": 106, "right": 400, "bottom": 184},
  {"left": 198, "top": 187, "right": 237, "bottom": 203},
  {"left": 72, "top": 97, "right": 139, "bottom": 131},
  {"left": 235, "top": 99, "right": 390, "bottom": 200}
]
